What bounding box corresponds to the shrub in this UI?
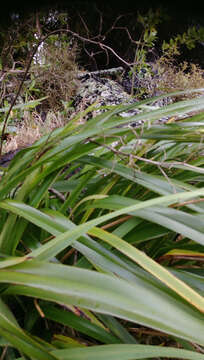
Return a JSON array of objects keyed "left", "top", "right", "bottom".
[
  {"left": 30, "top": 34, "right": 79, "bottom": 112},
  {"left": 151, "top": 57, "right": 204, "bottom": 98}
]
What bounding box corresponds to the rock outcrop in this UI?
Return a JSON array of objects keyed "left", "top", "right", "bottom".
[{"left": 73, "top": 68, "right": 172, "bottom": 125}]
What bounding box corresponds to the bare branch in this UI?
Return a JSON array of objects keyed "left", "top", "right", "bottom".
[
  {"left": 96, "top": 6, "right": 103, "bottom": 38},
  {"left": 89, "top": 139, "right": 204, "bottom": 176},
  {"left": 78, "top": 12, "right": 90, "bottom": 37}
]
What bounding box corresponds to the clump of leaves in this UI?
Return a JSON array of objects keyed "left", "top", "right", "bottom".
[
  {"left": 162, "top": 25, "right": 204, "bottom": 57},
  {"left": 127, "top": 9, "right": 161, "bottom": 97},
  {"left": 127, "top": 10, "right": 204, "bottom": 99}
]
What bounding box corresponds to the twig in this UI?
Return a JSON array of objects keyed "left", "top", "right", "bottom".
[
  {"left": 60, "top": 248, "right": 75, "bottom": 263},
  {"left": 94, "top": 6, "right": 104, "bottom": 38},
  {"left": 170, "top": 197, "right": 204, "bottom": 208},
  {"left": 192, "top": 344, "right": 204, "bottom": 354},
  {"left": 48, "top": 187, "right": 66, "bottom": 202},
  {"left": 157, "top": 253, "right": 204, "bottom": 263},
  {"left": 158, "top": 164, "right": 177, "bottom": 194},
  {"left": 78, "top": 12, "right": 90, "bottom": 37},
  {"left": 58, "top": 27, "right": 135, "bottom": 67},
  {"left": 89, "top": 139, "right": 204, "bottom": 173},
  {"left": 101, "top": 215, "right": 132, "bottom": 230},
  {"left": 129, "top": 327, "right": 169, "bottom": 337},
  {"left": 0, "top": 347, "right": 8, "bottom": 360},
  {"left": 34, "top": 298, "right": 45, "bottom": 318}
]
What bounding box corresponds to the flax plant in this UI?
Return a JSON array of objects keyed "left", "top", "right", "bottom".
[{"left": 0, "top": 90, "right": 203, "bottom": 359}]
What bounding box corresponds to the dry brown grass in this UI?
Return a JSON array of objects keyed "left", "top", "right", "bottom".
[
  {"left": 1, "top": 36, "right": 80, "bottom": 154},
  {"left": 152, "top": 58, "right": 204, "bottom": 98},
  {"left": 2, "top": 109, "right": 69, "bottom": 154},
  {"left": 30, "top": 40, "right": 80, "bottom": 112}
]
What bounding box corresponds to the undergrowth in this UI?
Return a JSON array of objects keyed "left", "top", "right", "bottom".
[
  {"left": 151, "top": 57, "right": 204, "bottom": 98},
  {"left": 30, "top": 35, "right": 79, "bottom": 112}
]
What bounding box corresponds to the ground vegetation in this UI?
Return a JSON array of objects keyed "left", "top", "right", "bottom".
[{"left": 0, "top": 7, "right": 203, "bottom": 360}]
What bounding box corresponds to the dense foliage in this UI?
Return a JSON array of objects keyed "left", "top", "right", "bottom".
[
  {"left": 0, "top": 92, "right": 203, "bottom": 359},
  {"left": 0, "top": 6, "right": 204, "bottom": 360}
]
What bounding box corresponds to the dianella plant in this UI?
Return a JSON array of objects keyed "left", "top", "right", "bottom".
[{"left": 0, "top": 89, "right": 203, "bottom": 359}]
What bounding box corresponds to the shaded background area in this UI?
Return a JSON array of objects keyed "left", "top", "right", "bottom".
[{"left": 1, "top": 0, "right": 204, "bottom": 69}]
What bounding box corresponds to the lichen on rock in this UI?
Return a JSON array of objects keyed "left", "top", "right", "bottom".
[
  {"left": 72, "top": 70, "right": 174, "bottom": 127},
  {"left": 73, "top": 73, "right": 141, "bottom": 121}
]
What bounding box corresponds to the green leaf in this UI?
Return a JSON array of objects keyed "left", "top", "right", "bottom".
[
  {"left": 52, "top": 344, "right": 204, "bottom": 360},
  {"left": 0, "top": 97, "right": 48, "bottom": 113},
  {"left": 0, "top": 297, "right": 55, "bottom": 360},
  {"left": 1, "top": 183, "right": 204, "bottom": 260},
  {"left": 88, "top": 227, "right": 204, "bottom": 313},
  {"left": 0, "top": 254, "right": 27, "bottom": 269},
  {"left": 88, "top": 195, "right": 204, "bottom": 245},
  {"left": 2, "top": 260, "right": 204, "bottom": 346},
  {"left": 42, "top": 304, "right": 121, "bottom": 344}
]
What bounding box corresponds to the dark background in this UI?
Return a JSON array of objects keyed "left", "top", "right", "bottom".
[
  {"left": 2, "top": 0, "right": 204, "bottom": 26},
  {"left": 1, "top": 0, "right": 204, "bottom": 69},
  {"left": 2, "top": 0, "right": 203, "bottom": 16}
]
